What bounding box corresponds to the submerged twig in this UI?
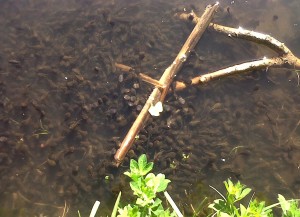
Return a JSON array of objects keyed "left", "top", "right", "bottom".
[
  {"left": 174, "top": 57, "right": 286, "bottom": 90},
  {"left": 17, "top": 191, "right": 66, "bottom": 209},
  {"left": 139, "top": 73, "right": 166, "bottom": 89},
  {"left": 115, "top": 63, "right": 165, "bottom": 88},
  {"left": 114, "top": 3, "right": 220, "bottom": 166}
]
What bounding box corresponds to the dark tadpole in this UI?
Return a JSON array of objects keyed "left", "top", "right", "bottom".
[
  {"left": 273, "top": 15, "right": 279, "bottom": 22},
  {"left": 8, "top": 59, "right": 21, "bottom": 68},
  {"left": 226, "top": 6, "right": 231, "bottom": 15}
]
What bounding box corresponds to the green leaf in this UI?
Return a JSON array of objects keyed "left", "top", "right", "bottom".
[
  {"left": 117, "top": 205, "right": 141, "bottom": 217},
  {"left": 136, "top": 197, "right": 154, "bottom": 207},
  {"left": 239, "top": 204, "right": 248, "bottom": 217},
  {"left": 142, "top": 162, "right": 154, "bottom": 175},
  {"left": 156, "top": 174, "right": 171, "bottom": 192},
  {"left": 151, "top": 198, "right": 162, "bottom": 209},
  {"left": 130, "top": 159, "right": 139, "bottom": 174},
  {"left": 138, "top": 154, "right": 147, "bottom": 169},
  {"left": 239, "top": 187, "right": 251, "bottom": 200},
  {"left": 224, "top": 179, "right": 233, "bottom": 194},
  {"left": 209, "top": 199, "right": 228, "bottom": 213},
  {"left": 278, "top": 194, "right": 290, "bottom": 214},
  {"left": 138, "top": 154, "right": 153, "bottom": 176},
  {"left": 124, "top": 171, "right": 131, "bottom": 178},
  {"left": 277, "top": 194, "right": 300, "bottom": 216},
  {"left": 219, "top": 212, "right": 231, "bottom": 217},
  {"left": 145, "top": 173, "right": 170, "bottom": 194},
  {"left": 130, "top": 180, "right": 142, "bottom": 196},
  {"left": 151, "top": 203, "right": 165, "bottom": 216},
  {"left": 125, "top": 154, "right": 154, "bottom": 178},
  {"left": 145, "top": 173, "right": 155, "bottom": 182}
]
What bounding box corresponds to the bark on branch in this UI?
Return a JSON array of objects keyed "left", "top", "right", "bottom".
[{"left": 174, "top": 57, "right": 285, "bottom": 90}]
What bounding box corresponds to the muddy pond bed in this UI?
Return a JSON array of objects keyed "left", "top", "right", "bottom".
[{"left": 1, "top": 0, "right": 300, "bottom": 216}]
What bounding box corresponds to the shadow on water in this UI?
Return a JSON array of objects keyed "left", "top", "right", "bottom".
[{"left": 0, "top": 0, "right": 300, "bottom": 216}]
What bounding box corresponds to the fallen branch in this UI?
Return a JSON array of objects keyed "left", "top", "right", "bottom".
[
  {"left": 113, "top": 3, "right": 220, "bottom": 166},
  {"left": 173, "top": 12, "right": 300, "bottom": 90},
  {"left": 174, "top": 57, "right": 286, "bottom": 90},
  {"left": 116, "top": 56, "right": 288, "bottom": 91}
]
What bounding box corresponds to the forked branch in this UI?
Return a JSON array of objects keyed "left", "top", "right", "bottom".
[
  {"left": 113, "top": 3, "right": 220, "bottom": 166},
  {"left": 174, "top": 12, "right": 300, "bottom": 90}
]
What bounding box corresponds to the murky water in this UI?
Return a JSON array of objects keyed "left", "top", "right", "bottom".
[{"left": 0, "top": 0, "right": 300, "bottom": 216}]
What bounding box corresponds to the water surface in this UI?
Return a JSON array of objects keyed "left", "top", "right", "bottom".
[{"left": 0, "top": 0, "right": 300, "bottom": 216}]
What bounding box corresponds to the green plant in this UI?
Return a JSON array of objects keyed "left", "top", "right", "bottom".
[
  {"left": 117, "top": 154, "right": 176, "bottom": 217},
  {"left": 278, "top": 194, "right": 300, "bottom": 217},
  {"left": 209, "top": 179, "right": 300, "bottom": 217},
  {"left": 79, "top": 156, "right": 300, "bottom": 217}
]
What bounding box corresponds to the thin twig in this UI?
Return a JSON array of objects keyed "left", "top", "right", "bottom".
[
  {"left": 139, "top": 73, "right": 166, "bottom": 88},
  {"left": 115, "top": 63, "right": 165, "bottom": 88}
]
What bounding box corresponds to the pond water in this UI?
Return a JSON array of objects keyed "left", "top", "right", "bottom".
[{"left": 0, "top": 0, "right": 300, "bottom": 216}]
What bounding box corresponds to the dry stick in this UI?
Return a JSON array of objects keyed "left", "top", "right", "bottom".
[
  {"left": 175, "top": 57, "right": 286, "bottom": 90},
  {"left": 115, "top": 62, "right": 134, "bottom": 72},
  {"left": 115, "top": 63, "right": 166, "bottom": 88},
  {"left": 174, "top": 12, "right": 300, "bottom": 90},
  {"left": 114, "top": 3, "right": 220, "bottom": 166},
  {"left": 139, "top": 73, "right": 166, "bottom": 89}
]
